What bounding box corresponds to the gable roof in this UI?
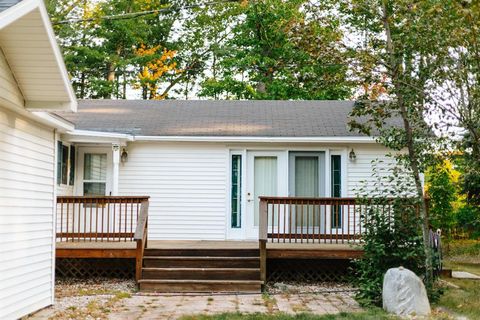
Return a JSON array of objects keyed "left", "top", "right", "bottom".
[
  {"left": 0, "top": 0, "right": 76, "bottom": 111},
  {"left": 56, "top": 100, "right": 369, "bottom": 138}
]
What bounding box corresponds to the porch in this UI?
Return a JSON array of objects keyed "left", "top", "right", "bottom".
[{"left": 55, "top": 195, "right": 399, "bottom": 292}]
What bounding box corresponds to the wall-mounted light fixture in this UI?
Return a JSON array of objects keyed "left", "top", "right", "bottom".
[
  {"left": 349, "top": 149, "right": 356, "bottom": 161},
  {"left": 121, "top": 148, "right": 128, "bottom": 163}
]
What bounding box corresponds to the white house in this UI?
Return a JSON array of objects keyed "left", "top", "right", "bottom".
[
  {"left": 0, "top": 0, "right": 76, "bottom": 319},
  {"left": 55, "top": 100, "right": 400, "bottom": 241}
]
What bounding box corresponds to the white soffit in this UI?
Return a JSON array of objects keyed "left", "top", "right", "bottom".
[{"left": 0, "top": 0, "right": 77, "bottom": 112}]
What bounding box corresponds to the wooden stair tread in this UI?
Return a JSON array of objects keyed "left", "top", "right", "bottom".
[
  {"left": 143, "top": 256, "right": 259, "bottom": 260},
  {"left": 139, "top": 279, "right": 263, "bottom": 284},
  {"left": 142, "top": 267, "right": 259, "bottom": 271}
]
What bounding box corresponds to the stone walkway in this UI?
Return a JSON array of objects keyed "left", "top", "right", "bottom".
[{"left": 31, "top": 292, "right": 362, "bottom": 319}]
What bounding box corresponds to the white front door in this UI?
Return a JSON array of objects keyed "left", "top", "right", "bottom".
[
  {"left": 76, "top": 147, "right": 113, "bottom": 196},
  {"left": 245, "top": 151, "right": 287, "bottom": 239}
]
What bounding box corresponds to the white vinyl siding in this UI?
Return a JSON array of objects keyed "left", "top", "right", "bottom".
[
  {"left": 119, "top": 143, "right": 228, "bottom": 240},
  {"left": 0, "top": 106, "right": 55, "bottom": 320},
  {"left": 0, "top": 48, "right": 24, "bottom": 111},
  {"left": 346, "top": 144, "right": 400, "bottom": 197}
]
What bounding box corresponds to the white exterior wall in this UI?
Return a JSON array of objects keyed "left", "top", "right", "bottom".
[
  {"left": 117, "top": 142, "right": 401, "bottom": 240},
  {"left": 346, "top": 144, "right": 401, "bottom": 197},
  {"left": 118, "top": 142, "right": 228, "bottom": 240},
  {"left": 0, "top": 105, "right": 55, "bottom": 319}
]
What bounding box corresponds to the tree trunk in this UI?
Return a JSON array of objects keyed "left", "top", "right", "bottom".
[{"left": 381, "top": 0, "right": 433, "bottom": 287}]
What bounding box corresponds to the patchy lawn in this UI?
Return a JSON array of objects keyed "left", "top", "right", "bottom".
[
  {"left": 433, "top": 239, "right": 480, "bottom": 320},
  {"left": 179, "top": 309, "right": 397, "bottom": 320}
]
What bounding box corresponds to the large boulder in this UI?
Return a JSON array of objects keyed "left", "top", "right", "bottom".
[{"left": 383, "top": 267, "right": 431, "bottom": 317}]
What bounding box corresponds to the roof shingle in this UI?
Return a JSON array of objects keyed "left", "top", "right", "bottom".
[{"left": 56, "top": 100, "right": 367, "bottom": 137}]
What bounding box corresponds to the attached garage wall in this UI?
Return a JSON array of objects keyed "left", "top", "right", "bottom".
[
  {"left": 119, "top": 142, "right": 228, "bottom": 240},
  {"left": 0, "top": 106, "right": 55, "bottom": 320}
]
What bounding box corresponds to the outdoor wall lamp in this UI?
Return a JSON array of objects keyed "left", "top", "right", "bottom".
[
  {"left": 349, "top": 149, "right": 357, "bottom": 161},
  {"left": 121, "top": 148, "right": 128, "bottom": 163}
]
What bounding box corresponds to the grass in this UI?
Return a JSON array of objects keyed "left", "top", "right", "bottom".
[
  {"left": 179, "top": 309, "right": 397, "bottom": 320},
  {"left": 432, "top": 239, "right": 480, "bottom": 320}
]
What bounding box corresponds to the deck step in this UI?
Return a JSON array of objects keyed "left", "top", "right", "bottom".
[
  {"left": 142, "top": 256, "right": 260, "bottom": 268},
  {"left": 138, "top": 279, "right": 263, "bottom": 293},
  {"left": 144, "top": 248, "right": 259, "bottom": 257},
  {"left": 142, "top": 267, "right": 260, "bottom": 280}
]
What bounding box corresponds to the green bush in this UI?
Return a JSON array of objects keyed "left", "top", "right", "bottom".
[
  {"left": 456, "top": 205, "right": 480, "bottom": 239},
  {"left": 352, "top": 198, "right": 426, "bottom": 307}
]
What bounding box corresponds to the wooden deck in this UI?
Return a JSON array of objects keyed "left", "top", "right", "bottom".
[{"left": 56, "top": 240, "right": 363, "bottom": 259}]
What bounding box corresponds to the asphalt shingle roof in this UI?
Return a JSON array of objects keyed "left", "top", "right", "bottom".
[
  {"left": 56, "top": 100, "right": 368, "bottom": 137},
  {"left": 0, "top": 0, "right": 22, "bottom": 12}
]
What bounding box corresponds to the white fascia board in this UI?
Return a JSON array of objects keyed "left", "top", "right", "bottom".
[
  {"left": 64, "top": 130, "right": 377, "bottom": 144},
  {"left": 36, "top": 0, "right": 77, "bottom": 111},
  {"left": 31, "top": 112, "right": 74, "bottom": 132},
  {"left": 133, "top": 135, "right": 377, "bottom": 143},
  {"left": 66, "top": 129, "right": 133, "bottom": 140}
]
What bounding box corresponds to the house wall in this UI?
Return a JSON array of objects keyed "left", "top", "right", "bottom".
[
  {"left": 0, "top": 105, "right": 56, "bottom": 320},
  {"left": 118, "top": 142, "right": 228, "bottom": 240},
  {"left": 0, "top": 48, "right": 24, "bottom": 110},
  {"left": 117, "top": 141, "right": 399, "bottom": 240}
]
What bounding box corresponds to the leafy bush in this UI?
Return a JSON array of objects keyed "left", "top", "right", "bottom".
[
  {"left": 352, "top": 159, "right": 429, "bottom": 306},
  {"left": 456, "top": 205, "right": 480, "bottom": 239}
]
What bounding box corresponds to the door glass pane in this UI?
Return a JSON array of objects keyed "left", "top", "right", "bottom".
[
  {"left": 254, "top": 156, "right": 277, "bottom": 226},
  {"left": 84, "top": 154, "right": 107, "bottom": 180},
  {"left": 331, "top": 155, "right": 342, "bottom": 228},
  {"left": 295, "top": 157, "right": 319, "bottom": 197},
  {"left": 231, "top": 155, "right": 242, "bottom": 228},
  {"left": 83, "top": 182, "right": 106, "bottom": 196},
  {"left": 295, "top": 156, "right": 319, "bottom": 227}
]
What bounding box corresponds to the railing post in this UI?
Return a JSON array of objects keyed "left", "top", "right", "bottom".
[{"left": 259, "top": 197, "right": 268, "bottom": 289}]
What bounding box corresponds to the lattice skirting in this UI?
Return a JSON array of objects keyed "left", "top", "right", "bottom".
[
  {"left": 56, "top": 258, "right": 135, "bottom": 279},
  {"left": 267, "top": 259, "right": 352, "bottom": 283}
]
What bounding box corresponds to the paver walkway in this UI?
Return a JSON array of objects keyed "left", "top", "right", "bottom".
[
  {"left": 108, "top": 293, "right": 361, "bottom": 319},
  {"left": 31, "top": 292, "right": 362, "bottom": 319}
]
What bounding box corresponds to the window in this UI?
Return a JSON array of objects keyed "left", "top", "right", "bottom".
[
  {"left": 331, "top": 155, "right": 342, "bottom": 228},
  {"left": 57, "top": 141, "right": 74, "bottom": 185},
  {"left": 83, "top": 153, "right": 107, "bottom": 196},
  {"left": 231, "top": 154, "right": 242, "bottom": 228}
]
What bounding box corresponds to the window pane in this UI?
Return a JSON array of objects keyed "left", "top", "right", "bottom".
[
  {"left": 83, "top": 182, "right": 106, "bottom": 196},
  {"left": 231, "top": 155, "right": 242, "bottom": 228},
  {"left": 84, "top": 153, "right": 107, "bottom": 181}
]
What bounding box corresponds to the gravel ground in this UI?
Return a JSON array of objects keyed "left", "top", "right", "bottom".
[
  {"left": 265, "top": 281, "right": 358, "bottom": 295},
  {"left": 55, "top": 278, "right": 136, "bottom": 298}
]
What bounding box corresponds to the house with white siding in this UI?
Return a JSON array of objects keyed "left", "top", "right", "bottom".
[
  {"left": 55, "top": 100, "right": 401, "bottom": 242},
  {"left": 0, "top": 0, "right": 76, "bottom": 318}
]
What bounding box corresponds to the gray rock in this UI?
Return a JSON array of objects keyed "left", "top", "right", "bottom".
[{"left": 382, "top": 267, "right": 431, "bottom": 317}]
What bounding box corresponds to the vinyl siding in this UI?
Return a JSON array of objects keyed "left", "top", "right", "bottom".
[
  {"left": 0, "top": 106, "right": 55, "bottom": 320},
  {"left": 0, "top": 48, "right": 24, "bottom": 111},
  {"left": 119, "top": 143, "right": 228, "bottom": 240},
  {"left": 346, "top": 144, "right": 403, "bottom": 197}
]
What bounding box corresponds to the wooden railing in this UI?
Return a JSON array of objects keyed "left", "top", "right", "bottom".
[
  {"left": 56, "top": 196, "right": 150, "bottom": 242},
  {"left": 258, "top": 196, "right": 424, "bottom": 244},
  {"left": 134, "top": 200, "right": 149, "bottom": 281}
]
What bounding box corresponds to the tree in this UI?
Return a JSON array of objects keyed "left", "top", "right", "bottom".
[
  {"left": 425, "top": 160, "right": 457, "bottom": 239},
  {"left": 198, "top": 0, "right": 352, "bottom": 100},
  {"left": 337, "top": 0, "right": 459, "bottom": 289}
]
